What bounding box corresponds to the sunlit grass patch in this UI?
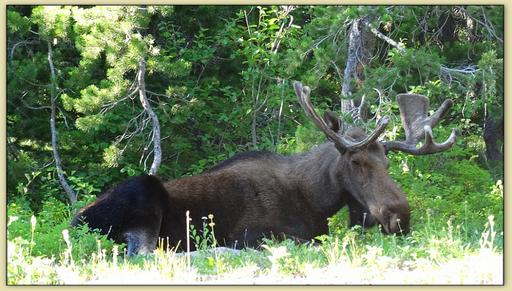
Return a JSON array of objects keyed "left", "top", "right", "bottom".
[{"left": 7, "top": 213, "right": 502, "bottom": 285}]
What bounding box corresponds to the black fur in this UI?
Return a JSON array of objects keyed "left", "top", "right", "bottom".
[{"left": 71, "top": 175, "right": 169, "bottom": 255}]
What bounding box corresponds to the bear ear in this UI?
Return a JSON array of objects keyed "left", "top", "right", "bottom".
[{"left": 323, "top": 111, "right": 342, "bottom": 133}]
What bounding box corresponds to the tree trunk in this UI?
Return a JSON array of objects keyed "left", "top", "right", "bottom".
[
  {"left": 483, "top": 116, "right": 503, "bottom": 161},
  {"left": 341, "top": 18, "right": 375, "bottom": 124},
  {"left": 341, "top": 19, "right": 360, "bottom": 115},
  {"left": 47, "top": 42, "right": 77, "bottom": 204},
  {"left": 137, "top": 58, "right": 162, "bottom": 175}
]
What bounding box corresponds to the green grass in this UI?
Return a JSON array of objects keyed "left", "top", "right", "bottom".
[
  {"left": 7, "top": 205, "right": 503, "bottom": 285},
  {"left": 6, "top": 135, "right": 503, "bottom": 285}
]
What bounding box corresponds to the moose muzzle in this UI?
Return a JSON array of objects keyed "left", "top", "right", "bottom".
[{"left": 369, "top": 203, "right": 410, "bottom": 235}]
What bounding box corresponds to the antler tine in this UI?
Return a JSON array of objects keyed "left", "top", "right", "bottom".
[
  {"left": 384, "top": 126, "right": 459, "bottom": 155},
  {"left": 423, "top": 125, "right": 459, "bottom": 152},
  {"left": 383, "top": 94, "right": 459, "bottom": 155},
  {"left": 293, "top": 81, "right": 389, "bottom": 152},
  {"left": 293, "top": 81, "right": 340, "bottom": 144},
  {"left": 429, "top": 99, "right": 454, "bottom": 129}
]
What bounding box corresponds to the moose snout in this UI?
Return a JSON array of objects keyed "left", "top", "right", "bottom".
[
  {"left": 370, "top": 204, "right": 410, "bottom": 235},
  {"left": 385, "top": 212, "right": 410, "bottom": 235}
]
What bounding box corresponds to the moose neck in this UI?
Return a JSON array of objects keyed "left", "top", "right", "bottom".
[{"left": 288, "top": 142, "right": 345, "bottom": 216}]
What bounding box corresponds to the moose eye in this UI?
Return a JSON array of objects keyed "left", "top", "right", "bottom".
[{"left": 352, "top": 160, "right": 361, "bottom": 166}]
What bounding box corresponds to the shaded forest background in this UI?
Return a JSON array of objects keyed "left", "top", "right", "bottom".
[{"left": 6, "top": 5, "right": 503, "bottom": 261}]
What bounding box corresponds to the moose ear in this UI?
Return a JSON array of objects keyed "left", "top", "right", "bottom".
[{"left": 323, "top": 111, "right": 342, "bottom": 133}]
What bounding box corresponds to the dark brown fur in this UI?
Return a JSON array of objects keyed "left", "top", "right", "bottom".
[{"left": 72, "top": 125, "right": 410, "bottom": 255}]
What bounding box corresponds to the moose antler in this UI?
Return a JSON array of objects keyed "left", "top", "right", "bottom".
[
  {"left": 293, "top": 81, "right": 389, "bottom": 152},
  {"left": 383, "top": 94, "right": 459, "bottom": 155}
]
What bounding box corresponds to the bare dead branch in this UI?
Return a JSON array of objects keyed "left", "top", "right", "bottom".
[
  {"left": 244, "top": 9, "right": 252, "bottom": 36},
  {"left": 341, "top": 19, "right": 361, "bottom": 117},
  {"left": 137, "top": 58, "right": 162, "bottom": 175},
  {"left": 440, "top": 64, "right": 479, "bottom": 75},
  {"left": 362, "top": 19, "right": 405, "bottom": 53},
  {"left": 9, "top": 39, "right": 39, "bottom": 62},
  {"left": 277, "top": 80, "right": 286, "bottom": 142},
  {"left": 114, "top": 110, "right": 146, "bottom": 146},
  {"left": 47, "top": 41, "right": 77, "bottom": 204},
  {"left": 270, "top": 6, "right": 295, "bottom": 54},
  {"left": 440, "top": 64, "right": 479, "bottom": 86},
  {"left": 19, "top": 91, "right": 52, "bottom": 110},
  {"left": 356, "top": 94, "right": 368, "bottom": 121},
  {"left": 478, "top": 7, "right": 503, "bottom": 43},
  {"left": 100, "top": 89, "right": 138, "bottom": 115},
  {"left": 302, "top": 33, "right": 335, "bottom": 58}
]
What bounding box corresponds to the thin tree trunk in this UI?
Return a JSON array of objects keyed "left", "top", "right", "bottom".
[
  {"left": 251, "top": 75, "right": 264, "bottom": 147},
  {"left": 47, "top": 42, "right": 77, "bottom": 204},
  {"left": 276, "top": 81, "right": 285, "bottom": 145},
  {"left": 341, "top": 20, "right": 360, "bottom": 116},
  {"left": 251, "top": 113, "right": 258, "bottom": 146},
  {"left": 137, "top": 58, "right": 162, "bottom": 175},
  {"left": 340, "top": 18, "right": 376, "bottom": 124}
]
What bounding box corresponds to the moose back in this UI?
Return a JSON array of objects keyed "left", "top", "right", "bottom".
[{"left": 72, "top": 81, "right": 458, "bottom": 255}]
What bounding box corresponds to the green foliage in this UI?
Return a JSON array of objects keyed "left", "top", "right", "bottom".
[
  {"left": 189, "top": 214, "right": 218, "bottom": 251},
  {"left": 7, "top": 10, "right": 31, "bottom": 35},
  {"left": 277, "top": 123, "right": 324, "bottom": 154},
  {"left": 32, "top": 6, "right": 73, "bottom": 39},
  {"left": 7, "top": 197, "right": 116, "bottom": 261},
  {"left": 7, "top": 5, "right": 503, "bottom": 283},
  {"left": 477, "top": 50, "right": 503, "bottom": 116}
]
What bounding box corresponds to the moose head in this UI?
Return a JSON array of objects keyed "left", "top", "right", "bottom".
[{"left": 293, "top": 81, "right": 458, "bottom": 235}]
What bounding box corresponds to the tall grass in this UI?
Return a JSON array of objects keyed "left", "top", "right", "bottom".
[
  {"left": 7, "top": 133, "right": 503, "bottom": 284},
  {"left": 7, "top": 210, "right": 502, "bottom": 285}
]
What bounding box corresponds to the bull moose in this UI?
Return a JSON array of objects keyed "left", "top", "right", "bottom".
[{"left": 72, "top": 81, "right": 458, "bottom": 255}]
